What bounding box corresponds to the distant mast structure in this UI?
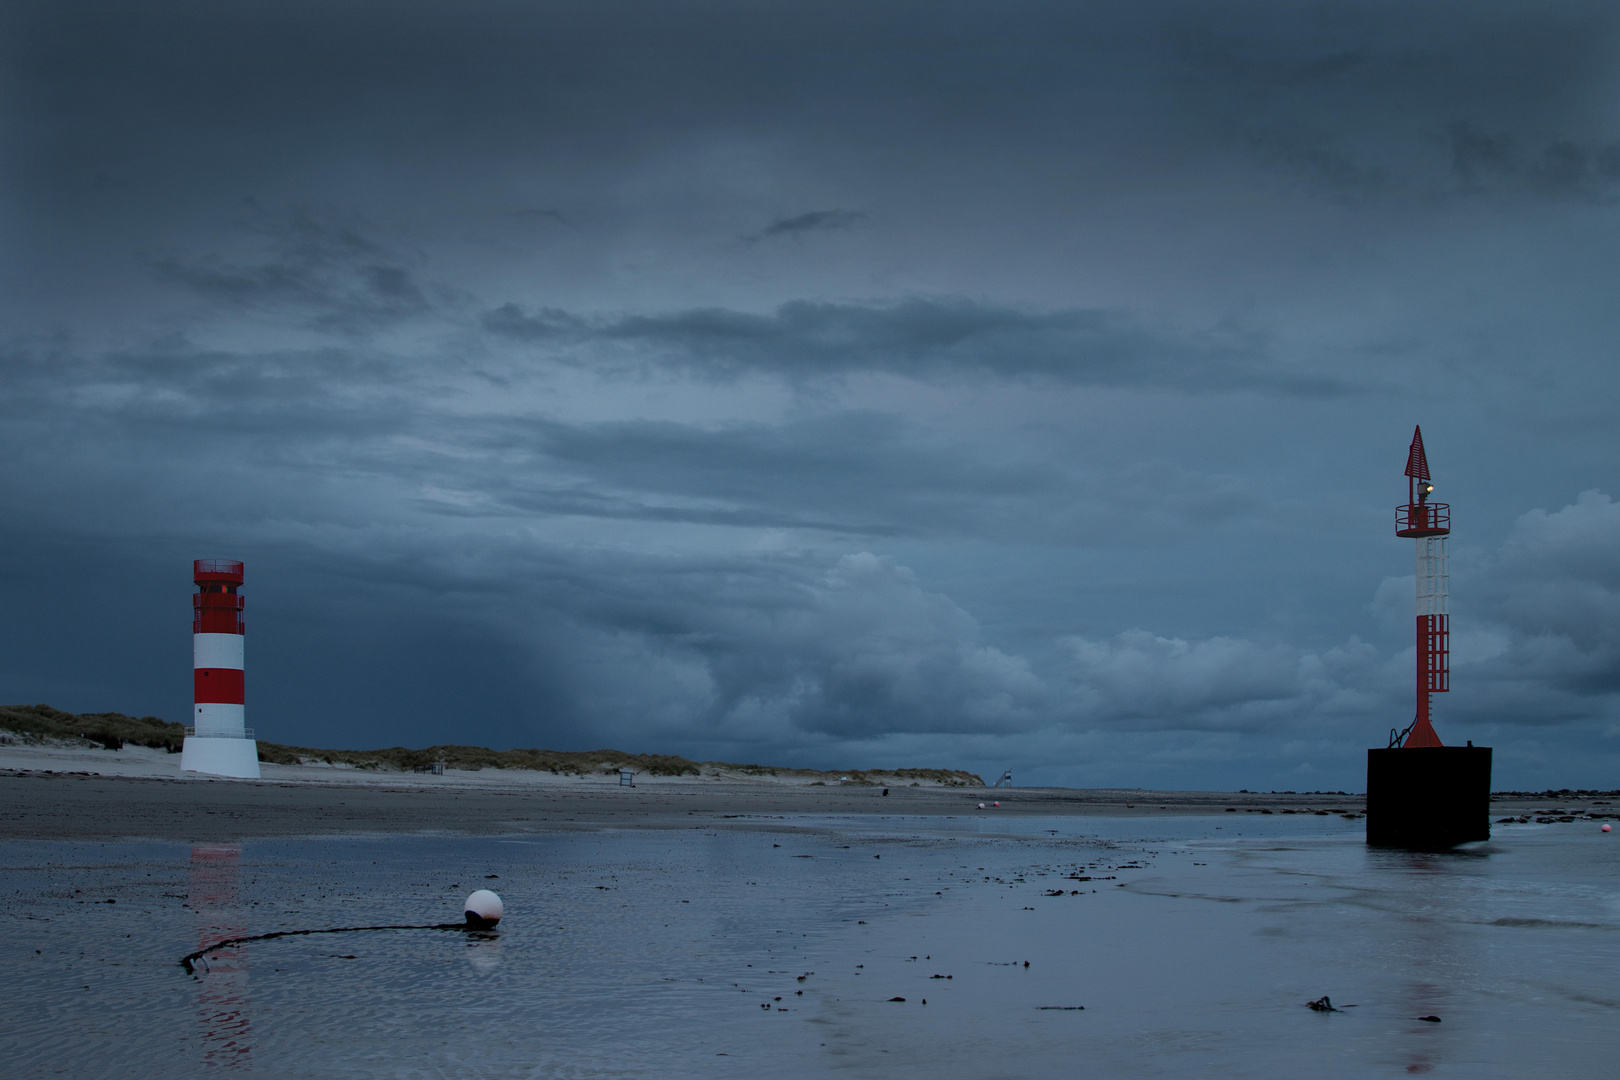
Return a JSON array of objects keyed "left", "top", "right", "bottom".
[
  {"left": 179, "top": 559, "right": 261, "bottom": 778},
  {"left": 1394, "top": 426, "right": 1449, "bottom": 748}
]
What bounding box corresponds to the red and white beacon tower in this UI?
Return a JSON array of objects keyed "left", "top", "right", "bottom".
[
  {"left": 179, "top": 559, "right": 261, "bottom": 779},
  {"left": 1365, "top": 427, "right": 1490, "bottom": 849},
  {"left": 1394, "top": 426, "right": 1449, "bottom": 748}
]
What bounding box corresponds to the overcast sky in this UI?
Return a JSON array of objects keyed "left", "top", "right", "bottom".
[{"left": 4, "top": 0, "right": 1620, "bottom": 790}]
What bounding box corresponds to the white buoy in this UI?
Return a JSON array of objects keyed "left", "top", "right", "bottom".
[
  {"left": 464, "top": 889, "right": 504, "bottom": 927},
  {"left": 977, "top": 803, "right": 986, "bottom": 809}
]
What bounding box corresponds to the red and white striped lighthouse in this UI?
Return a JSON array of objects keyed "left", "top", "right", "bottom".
[
  {"left": 179, "top": 559, "right": 260, "bottom": 778},
  {"left": 1393, "top": 427, "right": 1449, "bottom": 748}
]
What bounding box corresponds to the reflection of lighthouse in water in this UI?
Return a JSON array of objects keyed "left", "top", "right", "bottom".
[{"left": 188, "top": 844, "right": 253, "bottom": 1068}]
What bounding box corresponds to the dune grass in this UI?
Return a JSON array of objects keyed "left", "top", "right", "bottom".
[
  {"left": 0, "top": 703, "right": 185, "bottom": 752},
  {"left": 1, "top": 703, "right": 983, "bottom": 784}
]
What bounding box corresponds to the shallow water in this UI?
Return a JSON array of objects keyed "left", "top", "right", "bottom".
[{"left": 2, "top": 814, "right": 1616, "bottom": 1077}]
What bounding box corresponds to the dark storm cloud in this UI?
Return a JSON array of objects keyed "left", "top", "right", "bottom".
[
  {"left": 10, "top": 0, "right": 1620, "bottom": 238},
  {"left": 1054, "top": 489, "right": 1620, "bottom": 737},
  {"left": 749, "top": 210, "right": 867, "bottom": 242},
  {"left": 5, "top": 0, "right": 1620, "bottom": 789},
  {"left": 2, "top": 330, "right": 1261, "bottom": 548},
  {"left": 1444, "top": 122, "right": 1620, "bottom": 201},
  {"left": 483, "top": 412, "right": 999, "bottom": 536},
  {"left": 486, "top": 298, "right": 1347, "bottom": 394},
  {"left": 479, "top": 304, "right": 584, "bottom": 342},
  {"left": 0, "top": 339, "right": 413, "bottom": 434},
  {"left": 488, "top": 413, "right": 1268, "bottom": 544},
  {"left": 1062, "top": 632, "right": 1359, "bottom": 734},
  {"left": 1155, "top": 4, "right": 1620, "bottom": 201},
  {"left": 683, "top": 552, "right": 1047, "bottom": 738},
  {"left": 475, "top": 547, "right": 1048, "bottom": 742},
  {"left": 150, "top": 211, "right": 438, "bottom": 333},
  {"left": 5, "top": 320, "right": 1620, "bottom": 776},
  {"left": 1456, "top": 492, "right": 1620, "bottom": 711},
  {"left": 118, "top": 202, "right": 1352, "bottom": 399}
]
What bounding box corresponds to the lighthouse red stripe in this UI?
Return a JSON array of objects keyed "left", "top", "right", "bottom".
[
  {"left": 194, "top": 668, "right": 245, "bottom": 705},
  {"left": 194, "top": 608, "right": 244, "bottom": 635}
]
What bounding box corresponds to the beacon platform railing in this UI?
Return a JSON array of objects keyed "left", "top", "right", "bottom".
[
  {"left": 1396, "top": 502, "right": 1450, "bottom": 537},
  {"left": 185, "top": 728, "right": 255, "bottom": 739}
]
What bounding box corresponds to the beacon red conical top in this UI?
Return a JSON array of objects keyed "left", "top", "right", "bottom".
[{"left": 1404, "top": 425, "right": 1431, "bottom": 482}]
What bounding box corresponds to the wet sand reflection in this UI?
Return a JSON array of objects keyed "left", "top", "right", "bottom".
[
  {"left": 188, "top": 844, "right": 253, "bottom": 1068},
  {"left": 1380, "top": 849, "right": 1476, "bottom": 1074}
]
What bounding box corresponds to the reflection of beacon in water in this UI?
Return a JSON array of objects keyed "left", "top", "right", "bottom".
[{"left": 181, "top": 560, "right": 260, "bottom": 778}]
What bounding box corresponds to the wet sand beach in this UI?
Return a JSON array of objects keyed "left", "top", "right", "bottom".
[
  {"left": 4, "top": 806, "right": 1617, "bottom": 1078},
  {"left": 0, "top": 767, "right": 1371, "bottom": 842},
  {"left": 4, "top": 745, "right": 1618, "bottom": 1078},
  {"left": 5, "top": 740, "right": 1610, "bottom": 844}
]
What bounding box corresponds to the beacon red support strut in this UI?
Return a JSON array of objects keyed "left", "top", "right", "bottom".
[{"left": 1394, "top": 426, "right": 1448, "bottom": 748}]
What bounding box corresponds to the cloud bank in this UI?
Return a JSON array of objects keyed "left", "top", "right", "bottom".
[{"left": 4, "top": 0, "right": 1620, "bottom": 790}]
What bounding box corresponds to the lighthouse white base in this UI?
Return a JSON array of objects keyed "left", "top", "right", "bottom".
[{"left": 181, "top": 736, "right": 261, "bottom": 779}]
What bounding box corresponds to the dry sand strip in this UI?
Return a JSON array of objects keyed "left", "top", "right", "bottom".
[
  {"left": 6, "top": 743, "right": 1601, "bottom": 844},
  {"left": 0, "top": 767, "right": 1370, "bottom": 843},
  {"left": 0, "top": 739, "right": 1370, "bottom": 842}
]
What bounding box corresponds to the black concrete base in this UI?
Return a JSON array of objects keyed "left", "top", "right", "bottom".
[{"left": 1366, "top": 746, "right": 1492, "bottom": 849}]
